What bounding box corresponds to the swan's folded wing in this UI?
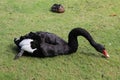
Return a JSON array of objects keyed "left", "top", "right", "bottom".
[
  {"left": 40, "top": 43, "right": 69, "bottom": 57},
  {"left": 44, "top": 33, "right": 67, "bottom": 45}
]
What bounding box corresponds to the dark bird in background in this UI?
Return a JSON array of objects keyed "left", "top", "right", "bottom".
[
  {"left": 14, "top": 27, "right": 109, "bottom": 60},
  {"left": 51, "top": 4, "right": 65, "bottom": 13}
]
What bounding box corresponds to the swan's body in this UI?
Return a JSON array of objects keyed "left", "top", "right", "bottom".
[{"left": 14, "top": 28, "right": 109, "bottom": 59}]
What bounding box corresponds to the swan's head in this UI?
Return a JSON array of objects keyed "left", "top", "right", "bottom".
[{"left": 95, "top": 44, "right": 109, "bottom": 58}]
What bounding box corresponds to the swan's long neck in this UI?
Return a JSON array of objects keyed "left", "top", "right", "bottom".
[{"left": 68, "top": 28, "right": 97, "bottom": 53}]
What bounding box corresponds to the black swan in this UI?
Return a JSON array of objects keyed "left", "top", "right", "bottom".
[{"left": 14, "top": 27, "right": 109, "bottom": 60}]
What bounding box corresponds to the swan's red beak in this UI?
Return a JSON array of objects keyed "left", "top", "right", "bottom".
[{"left": 102, "top": 50, "right": 109, "bottom": 58}]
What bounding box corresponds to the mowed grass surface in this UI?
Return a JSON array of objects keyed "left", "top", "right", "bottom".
[{"left": 0, "top": 0, "right": 120, "bottom": 80}]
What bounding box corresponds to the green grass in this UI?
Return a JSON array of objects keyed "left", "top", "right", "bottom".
[{"left": 0, "top": 0, "right": 120, "bottom": 80}]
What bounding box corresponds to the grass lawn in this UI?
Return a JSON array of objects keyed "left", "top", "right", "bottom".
[{"left": 0, "top": 0, "right": 120, "bottom": 80}]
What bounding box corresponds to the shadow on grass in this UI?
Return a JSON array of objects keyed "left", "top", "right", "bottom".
[
  {"left": 10, "top": 44, "right": 104, "bottom": 60},
  {"left": 80, "top": 51, "right": 103, "bottom": 58}
]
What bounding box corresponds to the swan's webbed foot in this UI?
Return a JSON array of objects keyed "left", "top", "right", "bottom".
[{"left": 14, "top": 50, "right": 24, "bottom": 60}]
